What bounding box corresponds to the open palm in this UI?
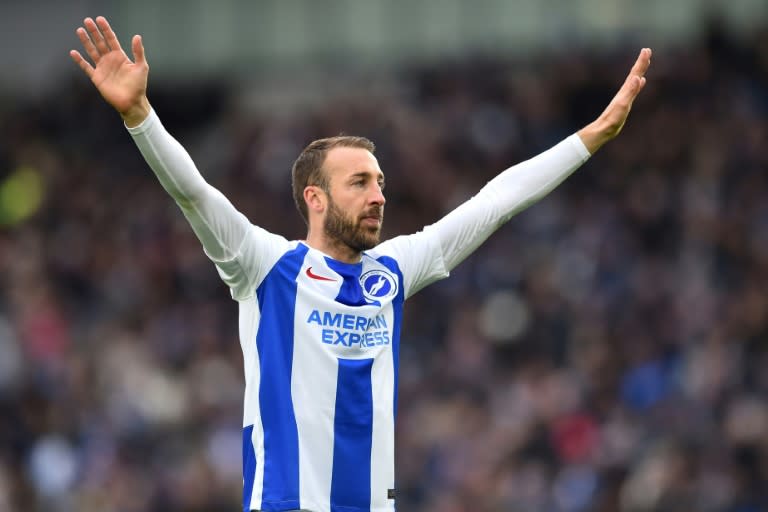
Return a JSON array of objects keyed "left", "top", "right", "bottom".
[
  {"left": 70, "top": 16, "right": 148, "bottom": 116},
  {"left": 577, "top": 48, "right": 651, "bottom": 154}
]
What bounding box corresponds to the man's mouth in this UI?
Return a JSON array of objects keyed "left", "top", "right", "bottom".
[
  {"left": 360, "top": 208, "right": 383, "bottom": 226},
  {"left": 361, "top": 216, "right": 382, "bottom": 227}
]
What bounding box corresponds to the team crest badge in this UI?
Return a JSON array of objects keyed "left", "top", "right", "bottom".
[{"left": 360, "top": 269, "right": 398, "bottom": 301}]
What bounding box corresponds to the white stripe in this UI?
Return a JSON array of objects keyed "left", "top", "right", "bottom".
[
  {"left": 240, "top": 297, "right": 265, "bottom": 510},
  {"left": 292, "top": 259, "right": 344, "bottom": 511},
  {"left": 369, "top": 303, "right": 396, "bottom": 510}
]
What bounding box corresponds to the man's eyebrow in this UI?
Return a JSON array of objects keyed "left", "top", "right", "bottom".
[{"left": 349, "top": 171, "right": 385, "bottom": 180}]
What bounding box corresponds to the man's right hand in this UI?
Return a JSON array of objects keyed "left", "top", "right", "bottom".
[{"left": 70, "top": 16, "right": 150, "bottom": 128}]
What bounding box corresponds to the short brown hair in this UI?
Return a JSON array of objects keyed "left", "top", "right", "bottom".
[{"left": 291, "top": 135, "right": 376, "bottom": 224}]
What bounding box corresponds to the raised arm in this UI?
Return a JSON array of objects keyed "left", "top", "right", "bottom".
[
  {"left": 70, "top": 16, "right": 286, "bottom": 295},
  {"left": 70, "top": 16, "right": 150, "bottom": 128},
  {"left": 436, "top": 48, "right": 652, "bottom": 270},
  {"left": 69, "top": 16, "right": 209, "bottom": 204}
]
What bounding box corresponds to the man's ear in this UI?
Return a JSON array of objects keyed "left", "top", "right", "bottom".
[{"left": 304, "top": 185, "right": 326, "bottom": 215}]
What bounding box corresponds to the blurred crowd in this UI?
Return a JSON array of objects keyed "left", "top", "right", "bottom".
[{"left": 1, "top": 21, "right": 767, "bottom": 512}]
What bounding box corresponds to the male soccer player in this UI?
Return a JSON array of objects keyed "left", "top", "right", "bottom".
[{"left": 71, "top": 15, "right": 650, "bottom": 512}]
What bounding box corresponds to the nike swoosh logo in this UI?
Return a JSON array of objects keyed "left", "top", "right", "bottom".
[{"left": 306, "top": 267, "right": 336, "bottom": 282}]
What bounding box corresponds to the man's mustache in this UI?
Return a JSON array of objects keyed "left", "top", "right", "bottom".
[{"left": 360, "top": 207, "right": 383, "bottom": 221}]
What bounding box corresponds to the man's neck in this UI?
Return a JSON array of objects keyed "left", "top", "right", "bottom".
[{"left": 304, "top": 230, "right": 362, "bottom": 264}]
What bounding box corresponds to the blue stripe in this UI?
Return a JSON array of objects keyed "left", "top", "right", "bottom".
[
  {"left": 254, "top": 244, "right": 307, "bottom": 511},
  {"left": 331, "top": 358, "right": 374, "bottom": 511},
  {"left": 242, "top": 425, "right": 256, "bottom": 512},
  {"left": 325, "top": 257, "right": 368, "bottom": 307},
  {"left": 375, "top": 256, "right": 405, "bottom": 416}
]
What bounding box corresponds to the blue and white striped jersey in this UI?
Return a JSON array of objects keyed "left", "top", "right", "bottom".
[
  {"left": 127, "top": 109, "right": 590, "bottom": 512},
  {"left": 228, "top": 232, "right": 446, "bottom": 512}
]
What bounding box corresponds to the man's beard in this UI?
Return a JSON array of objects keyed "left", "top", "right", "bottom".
[{"left": 324, "top": 197, "right": 383, "bottom": 253}]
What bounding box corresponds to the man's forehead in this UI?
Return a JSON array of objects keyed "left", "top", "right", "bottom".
[{"left": 324, "top": 146, "right": 383, "bottom": 177}]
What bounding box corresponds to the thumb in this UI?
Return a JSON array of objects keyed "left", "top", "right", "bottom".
[{"left": 132, "top": 35, "right": 147, "bottom": 65}]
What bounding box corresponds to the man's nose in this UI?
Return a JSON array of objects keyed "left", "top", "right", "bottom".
[{"left": 370, "top": 184, "right": 386, "bottom": 206}]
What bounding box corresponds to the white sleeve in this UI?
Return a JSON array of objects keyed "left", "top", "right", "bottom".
[
  {"left": 371, "top": 229, "right": 450, "bottom": 299},
  {"left": 376, "top": 133, "right": 590, "bottom": 298},
  {"left": 432, "top": 133, "right": 590, "bottom": 272},
  {"left": 127, "top": 110, "right": 289, "bottom": 300}
]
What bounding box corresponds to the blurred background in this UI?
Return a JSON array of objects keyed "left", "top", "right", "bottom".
[{"left": 1, "top": 0, "right": 768, "bottom": 511}]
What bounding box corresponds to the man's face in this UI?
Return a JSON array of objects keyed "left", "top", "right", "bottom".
[{"left": 321, "top": 146, "right": 386, "bottom": 252}]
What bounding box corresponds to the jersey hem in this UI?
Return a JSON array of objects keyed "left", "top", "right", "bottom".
[
  {"left": 253, "top": 502, "right": 394, "bottom": 512},
  {"left": 250, "top": 499, "right": 300, "bottom": 511}
]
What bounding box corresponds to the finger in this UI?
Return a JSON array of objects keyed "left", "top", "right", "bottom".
[
  {"left": 96, "top": 16, "right": 124, "bottom": 54},
  {"left": 84, "top": 17, "right": 110, "bottom": 55},
  {"left": 132, "top": 34, "right": 146, "bottom": 65},
  {"left": 69, "top": 50, "right": 95, "bottom": 78},
  {"left": 76, "top": 27, "right": 101, "bottom": 65},
  {"left": 633, "top": 76, "right": 647, "bottom": 96},
  {"left": 628, "top": 48, "right": 652, "bottom": 79},
  {"left": 616, "top": 51, "right": 651, "bottom": 103},
  {"left": 613, "top": 49, "right": 650, "bottom": 99},
  {"left": 614, "top": 75, "right": 642, "bottom": 108}
]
